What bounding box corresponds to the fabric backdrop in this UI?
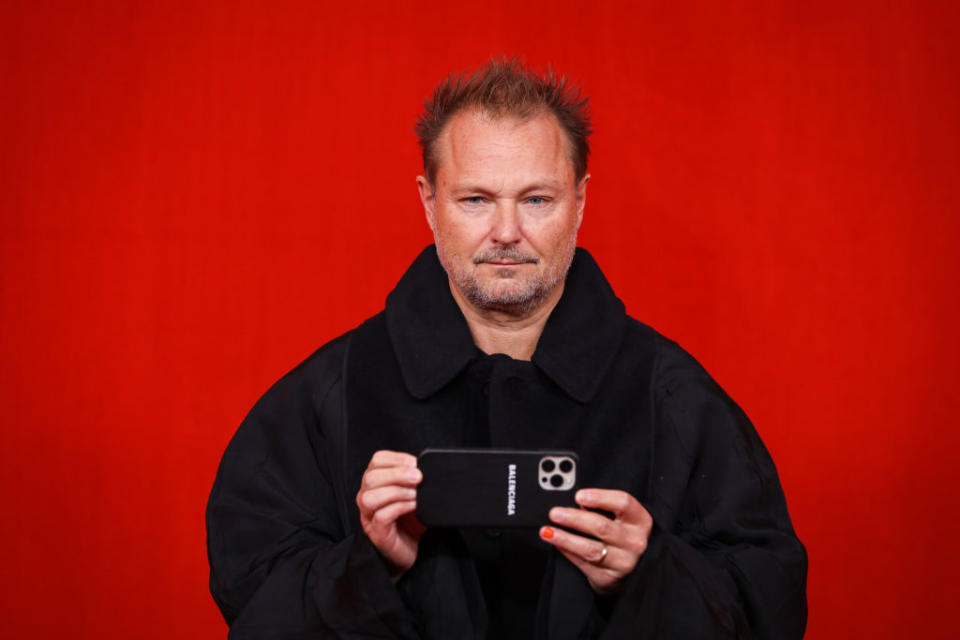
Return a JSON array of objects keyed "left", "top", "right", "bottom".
[{"left": 2, "top": 1, "right": 958, "bottom": 637}]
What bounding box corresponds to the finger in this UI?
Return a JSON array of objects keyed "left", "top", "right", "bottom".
[
  {"left": 369, "top": 450, "right": 418, "bottom": 469},
  {"left": 369, "top": 500, "right": 417, "bottom": 530},
  {"left": 539, "top": 525, "right": 626, "bottom": 570},
  {"left": 554, "top": 547, "right": 623, "bottom": 595},
  {"left": 357, "top": 485, "right": 417, "bottom": 515},
  {"left": 555, "top": 546, "right": 602, "bottom": 578},
  {"left": 549, "top": 506, "right": 651, "bottom": 557},
  {"left": 361, "top": 465, "right": 422, "bottom": 491},
  {"left": 548, "top": 506, "right": 627, "bottom": 547},
  {"left": 554, "top": 546, "right": 609, "bottom": 580},
  {"left": 576, "top": 489, "right": 651, "bottom": 525}
]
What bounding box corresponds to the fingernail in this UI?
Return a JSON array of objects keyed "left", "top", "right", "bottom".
[
  {"left": 410, "top": 470, "right": 422, "bottom": 482},
  {"left": 541, "top": 526, "right": 555, "bottom": 539},
  {"left": 549, "top": 507, "right": 563, "bottom": 522},
  {"left": 576, "top": 490, "right": 589, "bottom": 503}
]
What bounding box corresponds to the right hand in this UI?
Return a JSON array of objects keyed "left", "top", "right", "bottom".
[{"left": 356, "top": 450, "right": 424, "bottom": 578}]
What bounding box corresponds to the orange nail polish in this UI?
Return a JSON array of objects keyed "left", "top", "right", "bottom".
[{"left": 542, "top": 526, "right": 555, "bottom": 539}]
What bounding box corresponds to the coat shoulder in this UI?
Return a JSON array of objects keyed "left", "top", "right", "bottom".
[
  {"left": 246, "top": 320, "right": 369, "bottom": 422},
  {"left": 622, "top": 317, "right": 720, "bottom": 397}
]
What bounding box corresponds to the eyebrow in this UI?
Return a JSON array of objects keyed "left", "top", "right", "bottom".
[{"left": 451, "top": 181, "right": 564, "bottom": 197}]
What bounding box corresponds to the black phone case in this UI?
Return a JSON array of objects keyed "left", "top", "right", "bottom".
[{"left": 416, "top": 448, "right": 579, "bottom": 528}]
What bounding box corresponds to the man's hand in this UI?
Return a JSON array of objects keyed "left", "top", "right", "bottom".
[
  {"left": 356, "top": 450, "right": 425, "bottom": 579},
  {"left": 540, "top": 489, "right": 654, "bottom": 595}
]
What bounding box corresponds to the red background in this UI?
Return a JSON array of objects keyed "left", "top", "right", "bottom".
[{"left": 2, "top": 1, "right": 958, "bottom": 637}]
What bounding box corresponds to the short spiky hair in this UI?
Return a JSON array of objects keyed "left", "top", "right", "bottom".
[{"left": 415, "top": 58, "right": 592, "bottom": 186}]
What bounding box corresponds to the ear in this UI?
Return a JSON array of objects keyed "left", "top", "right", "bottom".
[
  {"left": 575, "top": 174, "right": 590, "bottom": 228},
  {"left": 416, "top": 175, "right": 436, "bottom": 233}
]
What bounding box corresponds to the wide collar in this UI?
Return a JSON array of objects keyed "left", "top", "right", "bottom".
[{"left": 385, "top": 245, "right": 627, "bottom": 403}]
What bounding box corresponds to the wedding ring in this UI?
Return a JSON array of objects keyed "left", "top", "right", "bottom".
[{"left": 597, "top": 545, "right": 608, "bottom": 565}]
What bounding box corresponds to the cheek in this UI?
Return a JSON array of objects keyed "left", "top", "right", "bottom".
[
  {"left": 433, "top": 226, "right": 472, "bottom": 260},
  {"left": 525, "top": 215, "right": 579, "bottom": 255},
  {"left": 436, "top": 213, "right": 490, "bottom": 250}
]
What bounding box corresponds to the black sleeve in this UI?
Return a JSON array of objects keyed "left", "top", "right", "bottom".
[
  {"left": 603, "top": 337, "right": 807, "bottom": 639},
  {"left": 205, "top": 342, "right": 421, "bottom": 639}
]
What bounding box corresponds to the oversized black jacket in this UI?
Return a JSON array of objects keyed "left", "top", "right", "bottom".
[{"left": 206, "top": 246, "right": 807, "bottom": 639}]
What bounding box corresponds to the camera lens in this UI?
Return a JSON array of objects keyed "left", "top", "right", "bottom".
[
  {"left": 559, "top": 459, "right": 573, "bottom": 473},
  {"left": 541, "top": 459, "right": 556, "bottom": 472},
  {"left": 550, "top": 474, "right": 564, "bottom": 487}
]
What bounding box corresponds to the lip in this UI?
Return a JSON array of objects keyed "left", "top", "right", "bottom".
[{"left": 483, "top": 260, "right": 534, "bottom": 266}]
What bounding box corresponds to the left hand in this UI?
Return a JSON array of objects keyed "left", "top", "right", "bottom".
[{"left": 540, "top": 489, "right": 654, "bottom": 595}]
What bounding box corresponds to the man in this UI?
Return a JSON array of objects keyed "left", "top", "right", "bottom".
[{"left": 207, "top": 59, "right": 807, "bottom": 639}]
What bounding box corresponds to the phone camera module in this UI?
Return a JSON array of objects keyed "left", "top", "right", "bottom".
[{"left": 539, "top": 455, "right": 576, "bottom": 491}]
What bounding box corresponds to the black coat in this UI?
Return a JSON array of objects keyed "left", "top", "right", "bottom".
[{"left": 206, "top": 247, "right": 807, "bottom": 639}]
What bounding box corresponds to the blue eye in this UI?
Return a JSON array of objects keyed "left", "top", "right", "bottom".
[
  {"left": 527, "top": 196, "right": 547, "bottom": 205},
  {"left": 462, "top": 196, "right": 485, "bottom": 205}
]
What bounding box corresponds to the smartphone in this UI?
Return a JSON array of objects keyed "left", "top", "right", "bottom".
[{"left": 416, "top": 448, "right": 579, "bottom": 528}]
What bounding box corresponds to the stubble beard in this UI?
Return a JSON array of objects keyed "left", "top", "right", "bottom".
[{"left": 435, "top": 237, "right": 578, "bottom": 317}]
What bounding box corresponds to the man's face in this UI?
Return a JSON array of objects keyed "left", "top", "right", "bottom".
[{"left": 417, "top": 109, "right": 588, "bottom": 316}]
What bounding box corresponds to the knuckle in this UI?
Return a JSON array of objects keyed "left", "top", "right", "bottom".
[
  {"left": 358, "top": 490, "right": 376, "bottom": 511},
  {"left": 372, "top": 508, "right": 394, "bottom": 526},
  {"left": 365, "top": 468, "right": 385, "bottom": 488},
  {"left": 596, "top": 519, "right": 614, "bottom": 539}
]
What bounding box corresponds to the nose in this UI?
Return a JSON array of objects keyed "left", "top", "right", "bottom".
[{"left": 490, "top": 201, "right": 522, "bottom": 245}]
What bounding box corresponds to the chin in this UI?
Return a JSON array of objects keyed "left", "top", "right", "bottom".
[
  {"left": 468, "top": 279, "right": 552, "bottom": 314},
  {"left": 479, "top": 276, "right": 532, "bottom": 299}
]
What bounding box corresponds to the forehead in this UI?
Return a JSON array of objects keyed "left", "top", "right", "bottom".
[{"left": 433, "top": 109, "right": 575, "bottom": 186}]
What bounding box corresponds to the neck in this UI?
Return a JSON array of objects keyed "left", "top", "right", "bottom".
[{"left": 448, "top": 281, "right": 564, "bottom": 361}]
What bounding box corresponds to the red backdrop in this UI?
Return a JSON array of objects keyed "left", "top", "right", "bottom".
[{"left": 2, "top": 1, "right": 958, "bottom": 637}]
